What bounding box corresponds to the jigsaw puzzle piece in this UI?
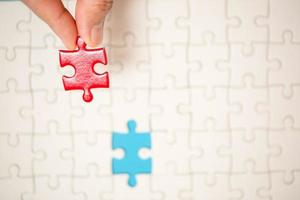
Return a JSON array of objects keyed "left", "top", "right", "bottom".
[
  {"left": 259, "top": 172, "right": 300, "bottom": 200},
  {"left": 109, "top": 35, "right": 150, "bottom": 98},
  {"left": 0, "top": 134, "right": 35, "bottom": 177},
  {"left": 0, "top": 166, "right": 32, "bottom": 200},
  {"left": 30, "top": 36, "right": 63, "bottom": 94},
  {"left": 256, "top": 0, "right": 300, "bottom": 42},
  {"left": 267, "top": 32, "right": 300, "bottom": 96},
  {"left": 187, "top": 33, "right": 229, "bottom": 97},
  {"left": 229, "top": 76, "right": 268, "bottom": 140},
  {"left": 177, "top": 0, "right": 238, "bottom": 44},
  {"left": 33, "top": 122, "right": 73, "bottom": 188},
  {"left": 150, "top": 78, "right": 189, "bottom": 132},
  {"left": 227, "top": 0, "right": 268, "bottom": 54},
  {"left": 0, "top": 80, "right": 32, "bottom": 139},
  {"left": 151, "top": 164, "right": 190, "bottom": 200},
  {"left": 0, "top": 1, "right": 29, "bottom": 60},
  {"left": 106, "top": 0, "right": 155, "bottom": 45},
  {"left": 257, "top": 86, "right": 300, "bottom": 128},
  {"left": 230, "top": 162, "right": 270, "bottom": 200},
  {"left": 0, "top": 48, "right": 31, "bottom": 91},
  {"left": 21, "top": 90, "right": 81, "bottom": 133},
  {"left": 179, "top": 87, "right": 231, "bottom": 130},
  {"left": 268, "top": 117, "right": 300, "bottom": 183},
  {"left": 59, "top": 37, "right": 109, "bottom": 102},
  {"left": 218, "top": 43, "right": 277, "bottom": 86},
  {"left": 101, "top": 176, "right": 162, "bottom": 200},
  {"left": 189, "top": 120, "right": 230, "bottom": 181},
  {"left": 147, "top": 0, "right": 188, "bottom": 54},
  {"left": 152, "top": 130, "right": 200, "bottom": 175},
  {"left": 218, "top": 129, "right": 271, "bottom": 172},
  {"left": 180, "top": 173, "right": 242, "bottom": 200},
  {"left": 73, "top": 165, "right": 113, "bottom": 200},
  {"left": 99, "top": 89, "right": 153, "bottom": 131},
  {"left": 62, "top": 132, "right": 113, "bottom": 176},
  {"left": 23, "top": 176, "right": 79, "bottom": 200},
  {"left": 144, "top": 45, "right": 196, "bottom": 88},
  {"left": 112, "top": 120, "right": 152, "bottom": 187}
]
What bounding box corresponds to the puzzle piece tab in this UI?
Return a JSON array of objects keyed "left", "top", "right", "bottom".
[
  {"left": 59, "top": 37, "right": 109, "bottom": 102},
  {"left": 112, "top": 120, "right": 152, "bottom": 187}
]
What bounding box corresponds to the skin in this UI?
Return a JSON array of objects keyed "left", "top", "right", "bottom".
[{"left": 22, "top": 0, "right": 113, "bottom": 49}]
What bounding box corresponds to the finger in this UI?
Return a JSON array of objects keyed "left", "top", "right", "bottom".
[
  {"left": 22, "top": 0, "right": 78, "bottom": 49},
  {"left": 76, "top": 0, "right": 113, "bottom": 46}
]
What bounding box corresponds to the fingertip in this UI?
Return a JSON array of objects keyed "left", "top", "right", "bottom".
[
  {"left": 79, "top": 26, "right": 103, "bottom": 48},
  {"left": 64, "top": 34, "right": 78, "bottom": 50},
  {"left": 52, "top": 10, "right": 78, "bottom": 50},
  {"left": 75, "top": 0, "right": 110, "bottom": 47},
  {"left": 64, "top": 42, "right": 76, "bottom": 50}
]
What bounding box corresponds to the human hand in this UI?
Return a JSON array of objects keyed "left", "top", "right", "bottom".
[{"left": 22, "top": 0, "right": 113, "bottom": 49}]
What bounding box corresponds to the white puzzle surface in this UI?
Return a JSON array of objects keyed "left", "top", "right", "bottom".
[{"left": 1, "top": 0, "right": 300, "bottom": 199}]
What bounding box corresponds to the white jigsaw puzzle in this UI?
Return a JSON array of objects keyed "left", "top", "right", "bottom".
[{"left": 1, "top": 0, "right": 300, "bottom": 199}]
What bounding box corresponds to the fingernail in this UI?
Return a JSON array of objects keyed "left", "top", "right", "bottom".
[{"left": 90, "top": 24, "right": 103, "bottom": 46}]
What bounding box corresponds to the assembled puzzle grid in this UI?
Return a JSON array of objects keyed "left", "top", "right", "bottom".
[{"left": 1, "top": 0, "right": 300, "bottom": 199}]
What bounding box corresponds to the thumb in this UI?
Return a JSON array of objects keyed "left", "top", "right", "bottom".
[{"left": 75, "top": 0, "right": 113, "bottom": 47}]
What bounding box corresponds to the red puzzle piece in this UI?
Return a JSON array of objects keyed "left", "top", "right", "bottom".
[{"left": 59, "top": 37, "right": 109, "bottom": 102}]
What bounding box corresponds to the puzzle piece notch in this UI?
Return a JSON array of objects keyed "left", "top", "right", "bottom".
[
  {"left": 112, "top": 120, "right": 152, "bottom": 187},
  {"left": 255, "top": 0, "right": 300, "bottom": 42},
  {"left": 226, "top": 0, "right": 269, "bottom": 54},
  {"left": 0, "top": 2, "right": 30, "bottom": 60},
  {"left": 109, "top": 34, "right": 151, "bottom": 99},
  {"left": 0, "top": 165, "right": 33, "bottom": 200},
  {"left": 59, "top": 37, "right": 109, "bottom": 102},
  {"left": 267, "top": 32, "right": 300, "bottom": 97},
  {"left": 0, "top": 79, "right": 32, "bottom": 141},
  {"left": 229, "top": 162, "right": 270, "bottom": 200},
  {"left": 176, "top": 0, "right": 239, "bottom": 45},
  {"left": 268, "top": 117, "right": 300, "bottom": 183}
]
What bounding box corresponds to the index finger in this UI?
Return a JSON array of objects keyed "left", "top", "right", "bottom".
[{"left": 22, "top": 0, "right": 78, "bottom": 49}]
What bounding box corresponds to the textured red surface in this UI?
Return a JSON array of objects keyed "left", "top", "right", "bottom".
[{"left": 59, "top": 37, "right": 109, "bottom": 102}]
